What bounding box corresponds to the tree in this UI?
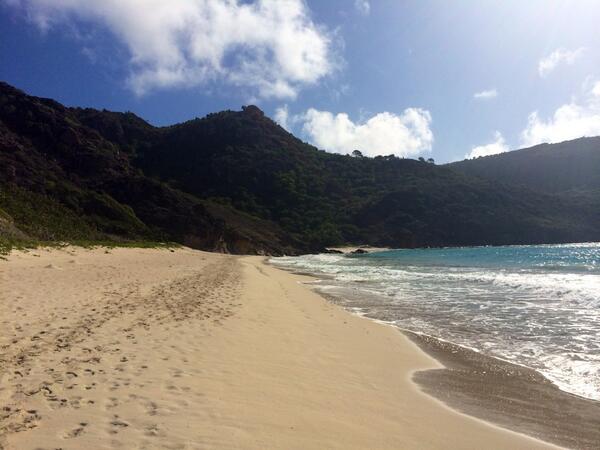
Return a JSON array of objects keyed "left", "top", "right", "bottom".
[
  {"left": 352, "top": 150, "right": 363, "bottom": 158},
  {"left": 427, "top": 158, "right": 435, "bottom": 164},
  {"left": 418, "top": 157, "right": 426, "bottom": 162}
]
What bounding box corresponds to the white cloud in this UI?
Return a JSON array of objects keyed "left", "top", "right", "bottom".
[
  {"left": 473, "top": 89, "right": 498, "bottom": 100},
  {"left": 354, "top": 0, "right": 370, "bottom": 16},
  {"left": 466, "top": 131, "right": 509, "bottom": 159},
  {"left": 6, "top": 0, "right": 336, "bottom": 99},
  {"left": 298, "top": 108, "right": 433, "bottom": 157},
  {"left": 520, "top": 80, "right": 600, "bottom": 147},
  {"left": 538, "top": 47, "right": 585, "bottom": 77},
  {"left": 274, "top": 105, "right": 290, "bottom": 131}
]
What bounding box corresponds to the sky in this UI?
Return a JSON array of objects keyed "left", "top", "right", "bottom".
[{"left": 1, "top": 0, "right": 600, "bottom": 163}]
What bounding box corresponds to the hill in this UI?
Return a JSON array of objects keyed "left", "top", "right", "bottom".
[
  {"left": 1, "top": 81, "right": 599, "bottom": 254},
  {"left": 0, "top": 83, "right": 308, "bottom": 255},
  {"left": 448, "top": 137, "right": 600, "bottom": 194}
]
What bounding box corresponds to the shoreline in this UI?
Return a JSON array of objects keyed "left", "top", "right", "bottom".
[
  {"left": 406, "top": 331, "right": 600, "bottom": 449},
  {"left": 324, "top": 246, "right": 391, "bottom": 254},
  {"left": 283, "top": 263, "right": 600, "bottom": 449},
  {"left": 2, "top": 247, "right": 557, "bottom": 449}
]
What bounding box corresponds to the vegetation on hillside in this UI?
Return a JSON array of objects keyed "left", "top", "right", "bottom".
[
  {"left": 449, "top": 137, "right": 600, "bottom": 193},
  {"left": 1, "top": 82, "right": 599, "bottom": 254}
]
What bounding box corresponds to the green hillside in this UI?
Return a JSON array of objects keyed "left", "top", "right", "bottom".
[
  {"left": 449, "top": 137, "right": 600, "bottom": 194},
  {"left": 1, "top": 82, "right": 599, "bottom": 254}
]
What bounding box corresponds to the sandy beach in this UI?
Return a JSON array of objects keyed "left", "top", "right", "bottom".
[{"left": 0, "top": 247, "right": 558, "bottom": 449}]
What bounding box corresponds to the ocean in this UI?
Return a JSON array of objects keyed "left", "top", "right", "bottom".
[{"left": 271, "top": 243, "right": 600, "bottom": 401}]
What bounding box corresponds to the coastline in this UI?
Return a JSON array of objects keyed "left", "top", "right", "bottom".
[
  {"left": 300, "top": 270, "right": 600, "bottom": 449},
  {"left": 325, "top": 246, "right": 391, "bottom": 254},
  {"left": 406, "top": 331, "right": 600, "bottom": 449},
  {"left": 2, "top": 247, "right": 557, "bottom": 449}
]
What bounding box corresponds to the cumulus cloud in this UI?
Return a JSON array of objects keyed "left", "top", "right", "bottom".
[
  {"left": 298, "top": 108, "right": 433, "bottom": 157},
  {"left": 466, "top": 131, "right": 508, "bottom": 159},
  {"left": 274, "top": 104, "right": 290, "bottom": 131},
  {"left": 473, "top": 89, "right": 498, "bottom": 100},
  {"left": 354, "top": 0, "right": 370, "bottom": 16},
  {"left": 520, "top": 80, "right": 600, "bottom": 147},
  {"left": 538, "top": 47, "right": 585, "bottom": 77},
  {"left": 5, "top": 0, "right": 336, "bottom": 99}
]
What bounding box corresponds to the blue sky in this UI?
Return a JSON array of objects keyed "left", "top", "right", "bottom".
[{"left": 2, "top": 0, "right": 600, "bottom": 162}]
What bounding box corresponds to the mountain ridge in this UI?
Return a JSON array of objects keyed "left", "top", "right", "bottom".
[
  {"left": 448, "top": 136, "right": 600, "bottom": 193},
  {"left": 1, "top": 81, "right": 599, "bottom": 254}
]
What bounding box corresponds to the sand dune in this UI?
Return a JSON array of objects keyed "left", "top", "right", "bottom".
[{"left": 0, "top": 247, "right": 556, "bottom": 449}]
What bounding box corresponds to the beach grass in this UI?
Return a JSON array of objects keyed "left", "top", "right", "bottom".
[{"left": 0, "top": 237, "right": 181, "bottom": 258}]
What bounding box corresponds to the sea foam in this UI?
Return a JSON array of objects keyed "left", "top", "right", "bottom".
[{"left": 272, "top": 243, "right": 600, "bottom": 400}]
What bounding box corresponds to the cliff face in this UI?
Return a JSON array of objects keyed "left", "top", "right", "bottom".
[{"left": 1, "top": 81, "right": 599, "bottom": 253}]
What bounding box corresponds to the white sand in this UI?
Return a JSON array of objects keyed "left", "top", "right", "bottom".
[{"left": 0, "top": 247, "right": 557, "bottom": 449}]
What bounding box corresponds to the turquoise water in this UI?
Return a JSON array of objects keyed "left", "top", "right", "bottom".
[{"left": 272, "top": 243, "right": 600, "bottom": 401}]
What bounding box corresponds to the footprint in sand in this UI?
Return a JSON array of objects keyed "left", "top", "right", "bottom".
[
  {"left": 108, "top": 417, "right": 129, "bottom": 434},
  {"left": 63, "top": 422, "right": 87, "bottom": 438},
  {"left": 68, "top": 396, "right": 83, "bottom": 409},
  {"left": 105, "top": 397, "right": 119, "bottom": 409},
  {"left": 144, "top": 423, "right": 164, "bottom": 437},
  {"left": 144, "top": 401, "right": 158, "bottom": 416}
]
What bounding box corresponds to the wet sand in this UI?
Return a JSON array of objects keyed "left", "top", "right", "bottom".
[
  {"left": 313, "top": 277, "right": 600, "bottom": 449},
  {"left": 407, "top": 332, "right": 600, "bottom": 449}
]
